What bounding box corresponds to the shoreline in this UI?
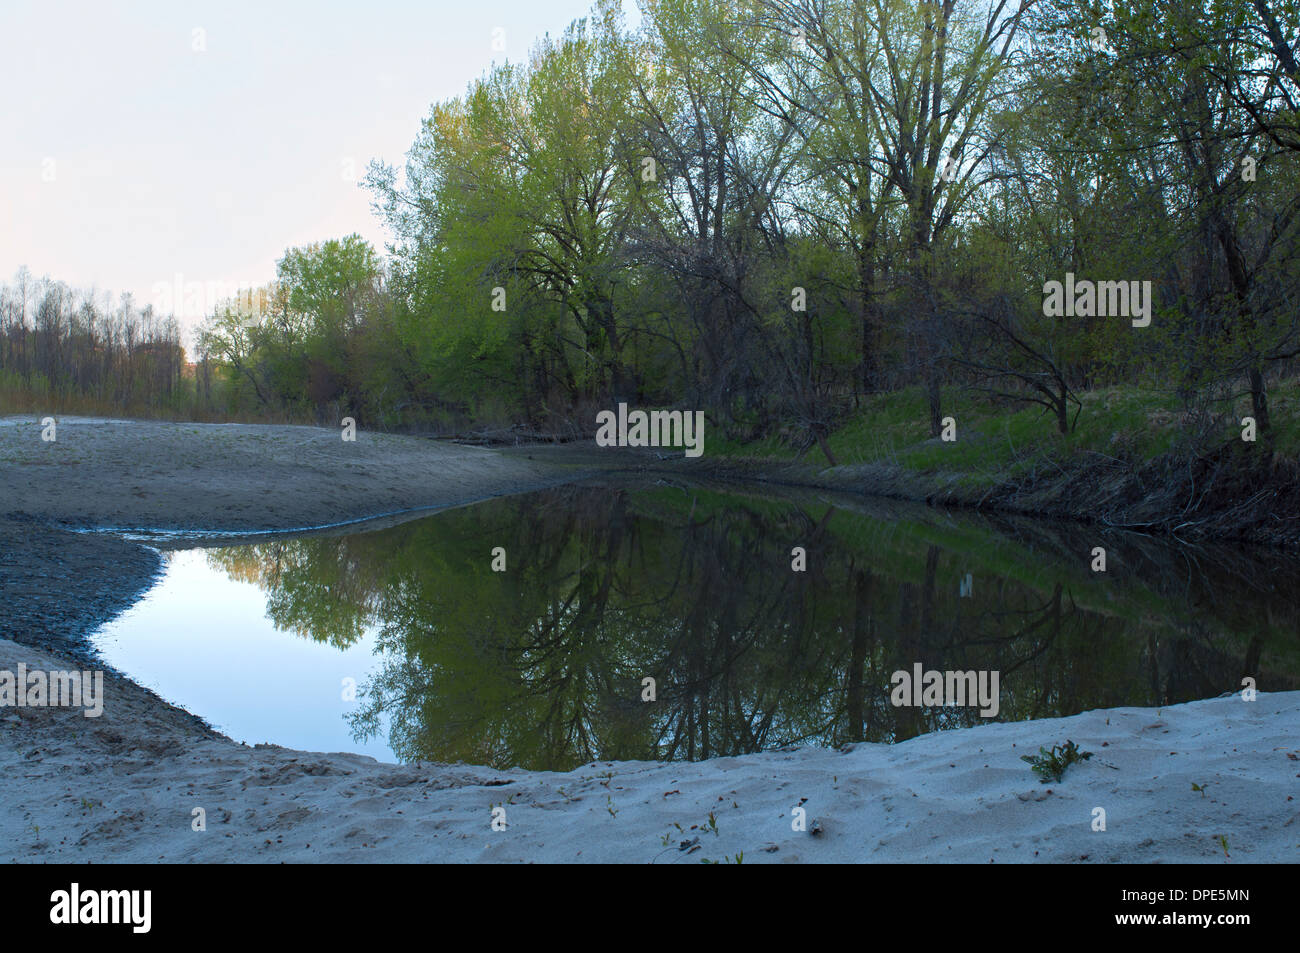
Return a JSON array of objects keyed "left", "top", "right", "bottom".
[
  {"left": 671, "top": 448, "right": 1300, "bottom": 550},
  {"left": 0, "top": 416, "right": 588, "bottom": 535},
  {"left": 9, "top": 412, "right": 1296, "bottom": 549}
]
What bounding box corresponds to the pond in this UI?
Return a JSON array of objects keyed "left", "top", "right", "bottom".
[{"left": 90, "top": 481, "right": 1300, "bottom": 771}]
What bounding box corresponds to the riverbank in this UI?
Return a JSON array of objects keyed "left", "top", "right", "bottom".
[
  {"left": 673, "top": 449, "right": 1300, "bottom": 548},
  {"left": 694, "top": 382, "right": 1300, "bottom": 548},
  {"left": 3, "top": 633, "right": 1295, "bottom": 862},
  {"left": 0, "top": 416, "right": 583, "bottom": 534}
]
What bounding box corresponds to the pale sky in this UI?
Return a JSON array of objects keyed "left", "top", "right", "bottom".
[{"left": 0, "top": 0, "right": 638, "bottom": 339}]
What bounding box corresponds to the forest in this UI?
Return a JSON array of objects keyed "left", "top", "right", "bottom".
[{"left": 4, "top": 0, "right": 1299, "bottom": 466}]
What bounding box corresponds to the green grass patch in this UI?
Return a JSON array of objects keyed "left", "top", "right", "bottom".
[{"left": 713, "top": 381, "right": 1282, "bottom": 479}]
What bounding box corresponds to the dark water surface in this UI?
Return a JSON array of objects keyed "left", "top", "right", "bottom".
[{"left": 91, "top": 482, "right": 1300, "bottom": 770}]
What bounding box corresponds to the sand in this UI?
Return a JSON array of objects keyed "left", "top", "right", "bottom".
[{"left": 0, "top": 415, "right": 580, "bottom": 533}]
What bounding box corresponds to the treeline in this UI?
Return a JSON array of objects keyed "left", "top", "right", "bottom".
[
  {"left": 195, "top": 236, "right": 398, "bottom": 424},
  {"left": 351, "top": 0, "right": 1300, "bottom": 448},
  {"left": 13, "top": 0, "right": 1300, "bottom": 451},
  {"left": 0, "top": 268, "right": 187, "bottom": 413}
]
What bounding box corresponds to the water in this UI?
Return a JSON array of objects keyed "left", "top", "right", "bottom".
[
  {"left": 90, "top": 482, "right": 1300, "bottom": 771},
  {"left": 93, "top": 549, "right": 393, "bottom": 760}
]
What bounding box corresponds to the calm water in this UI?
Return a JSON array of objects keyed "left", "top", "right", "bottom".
[{"left": 91, "top": 483, "right": 1300, "bottom": 770}]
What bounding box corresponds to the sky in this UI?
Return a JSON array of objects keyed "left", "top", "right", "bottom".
[
  {"left": 0, "top": 0, "right": 639, "bottom": 339},
  {"left": 93, "top": 550, "right": 395, "bottom": 760}
]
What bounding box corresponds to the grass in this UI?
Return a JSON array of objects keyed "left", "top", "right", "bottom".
[
  {"left": 824, "top": 385, "right": 1185, "bottom": 475},
  {"left": 1021, "top": 740, "right": 1094, "bottom": 783},
  {"left": 714, "top": 379, "right": 1300, "bottom": 480}
]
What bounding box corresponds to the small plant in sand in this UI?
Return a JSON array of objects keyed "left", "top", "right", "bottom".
[
  {"left": 1021, "top": 739, "right": 1094, "bottom": 783},
  {"left": 701, "top": 851, "right": 744, "bottom": 865}
]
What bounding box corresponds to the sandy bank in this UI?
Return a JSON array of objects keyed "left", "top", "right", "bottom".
[
  {"left": 2, "top": 635, "right": 1295, "bottom": 863},
  {"left": 0, "top": 416, "right": 583, "bottom": 533}
]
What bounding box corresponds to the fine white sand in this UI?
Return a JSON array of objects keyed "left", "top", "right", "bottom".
[{"left": 3, "top": 636, "right": 1295, "bottom": 863}]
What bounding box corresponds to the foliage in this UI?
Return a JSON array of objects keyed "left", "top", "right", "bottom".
[{"left": 1021, "top": 739, "right": 1095, "bottom": 783}]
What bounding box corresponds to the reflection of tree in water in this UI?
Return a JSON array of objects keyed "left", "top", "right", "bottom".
[
  {"left": 207, "top": 536, "right": 382, "bottom": 649},
  {"left": 207, "top": 486, "right": 1300, "bottom": 770}
]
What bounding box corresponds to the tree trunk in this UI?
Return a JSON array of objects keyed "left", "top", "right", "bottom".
[
  {"left": 927, "top": 371, "right": 942, "bottom": 437},
  {"left": 1248, "top": 363, "right": 1270, "bottom": 435}
]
